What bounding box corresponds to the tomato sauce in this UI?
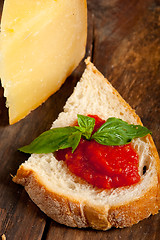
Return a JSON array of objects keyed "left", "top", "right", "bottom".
[{"left": 55, "top": 115, "right": 140, "bottom": 189}]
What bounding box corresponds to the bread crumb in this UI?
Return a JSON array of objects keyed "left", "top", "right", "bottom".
[{"left": 1, "top": 234, "right": 6, "bottom": 240}]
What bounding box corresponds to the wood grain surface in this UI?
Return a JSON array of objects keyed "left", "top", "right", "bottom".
[{"left": 0, "top": 0, "right": 160, "bottom": 239}]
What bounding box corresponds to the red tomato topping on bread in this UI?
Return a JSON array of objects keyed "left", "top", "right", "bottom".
[{"left": 55, "top": 115, "right": 140, "bottom": 189}]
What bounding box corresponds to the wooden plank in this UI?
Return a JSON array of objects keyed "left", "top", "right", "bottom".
[
  {"left": 0, "top": 0, "right": 160, "bottom": 239},
  {"left": 43, "top": 214, "right": 160, "bottom": 240}
]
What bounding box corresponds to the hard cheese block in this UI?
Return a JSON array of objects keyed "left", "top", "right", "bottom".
[{"left": 0, "top": 0, "right": 87, "bottom": 124}]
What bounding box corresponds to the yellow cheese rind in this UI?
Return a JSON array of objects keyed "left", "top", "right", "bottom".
[{"left": 0, "top": 0, "right": 87, "bottom": 124}]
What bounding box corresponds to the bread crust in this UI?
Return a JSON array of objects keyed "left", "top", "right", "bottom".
[{"left": 13, "top": 144, "right": 160, "bottom": 231}]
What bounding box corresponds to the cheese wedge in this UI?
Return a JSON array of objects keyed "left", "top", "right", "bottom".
[{"left": 0, "top": 0, "right": 87, "bottom": 124}]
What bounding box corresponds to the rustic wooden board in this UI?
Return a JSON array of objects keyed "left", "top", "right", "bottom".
[{"left": 0, "top": 0, "right": 160, "bottom": 239}]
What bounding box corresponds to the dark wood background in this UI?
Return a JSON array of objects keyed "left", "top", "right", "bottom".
[{"left": 0, "top": 0, "right": 160, "bottom": 239}]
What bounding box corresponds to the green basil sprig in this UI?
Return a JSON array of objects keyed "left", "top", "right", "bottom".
[
  {"left": 91, "top": 118, "right": 151, "bottom": 146},
  {"left": 19, "top": 115, "right": 95, "bottom": 154},
  {"left": 19, "top": 115, "right": 151, "bottom": 154},
  {"left": 75, "top": 114, "right": 95, "bottom": 140}
]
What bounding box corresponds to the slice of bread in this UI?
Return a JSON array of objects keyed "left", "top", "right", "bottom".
[{"left": 13, "top": 59, "right": 160, "bottom": 230}]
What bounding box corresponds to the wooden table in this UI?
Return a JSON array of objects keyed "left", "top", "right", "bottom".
[{"left": 0, "top": 0, "right": 160, "bottom": 239}]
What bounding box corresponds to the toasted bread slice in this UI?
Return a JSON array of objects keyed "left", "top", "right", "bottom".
[{"left": 13, "top": 59, "right": 160, "bottom": 230}]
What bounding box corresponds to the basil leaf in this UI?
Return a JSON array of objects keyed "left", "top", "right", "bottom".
[
  {"left": 68, "top": 132, "right": 82, "bottom": 152},
  {"left": 92, "top": 117, "right": 151, "bottom": 146},
  {"left": 75, "top": 114, "right": 95, "bottom": 140},
  {"left": 19, "top": 127, "right": 81, "bottom": 154},
  {"left": 19, "top": 115, "right": 151, "bottom": 154}
]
